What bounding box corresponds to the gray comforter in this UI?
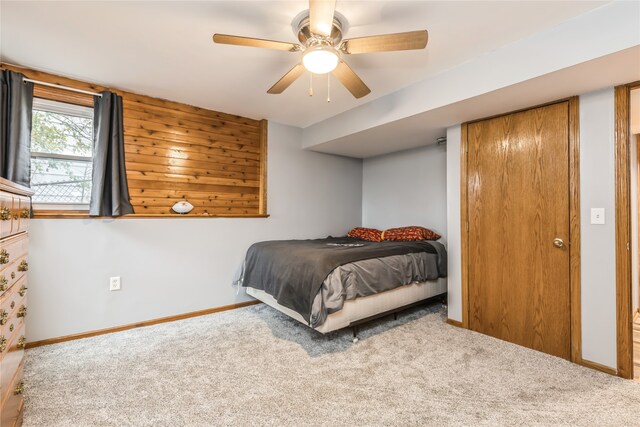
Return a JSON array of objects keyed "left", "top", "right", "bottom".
[
  {"left": 310, "top": 251, "right": 444, "bottom": 327},
  {"left": 235, "top": 237, "right": 447, "bottom": 326}
]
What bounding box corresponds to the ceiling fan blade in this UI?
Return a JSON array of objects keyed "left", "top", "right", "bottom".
[
  {"left": 267, "top": 63, "right": 306, "bottom": 94},
  {"left": 212, "top": 34, "right": 300, "bottom": 52},
  {"left": 331, "top": 61, "right": 371, "bottom": 99},
  {"left": 309, "top": 0, "right": 336, "bottom": 37},
  {"left": 341, "top": 30, "right": 428, "bottom": 54}
]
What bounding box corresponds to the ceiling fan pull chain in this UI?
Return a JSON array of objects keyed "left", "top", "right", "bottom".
[
  {"left": 309, "top": 72, "right": 313, "bottom": 97},
  {"left": 327, "top": 73, "right": 331, "bottom": 103}
]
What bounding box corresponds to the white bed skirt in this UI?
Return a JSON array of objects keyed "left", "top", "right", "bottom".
[{"left": 246, "top": 277, "right": 447, "bottom": 334}]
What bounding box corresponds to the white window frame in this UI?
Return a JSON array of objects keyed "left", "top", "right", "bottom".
[{"left": 31, "top": 98, "right": 94, "bottom": 211}]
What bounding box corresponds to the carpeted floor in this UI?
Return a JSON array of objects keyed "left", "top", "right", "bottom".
[{"left": 23, "top": 303, "right": 640, "bottom": 427}]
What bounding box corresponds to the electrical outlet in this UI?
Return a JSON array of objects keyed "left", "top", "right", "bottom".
[
  {"left": 109, "top": 276, "right": 121, "bottom": 291},
  {"left": 590, "top": 208, "right": 605, "bottom": 225}
]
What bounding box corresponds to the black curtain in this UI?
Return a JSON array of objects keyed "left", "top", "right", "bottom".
[
  {"left": 89, "top": 91, "right": 134, "bottom": 216},
  {"left": 0, "top": 70, "right": 33, "bottom": 187}
]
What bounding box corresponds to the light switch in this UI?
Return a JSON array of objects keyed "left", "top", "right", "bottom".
[{"left": 591, "top": 208, "right": 605, "bottom": 225}]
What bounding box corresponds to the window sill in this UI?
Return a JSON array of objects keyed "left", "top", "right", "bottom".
[
  {"left": 33, "top": 210, "right": 89, "bottom": 219},
  {"left": 33, "top": 211, "right": 270, "bottom": 219}
]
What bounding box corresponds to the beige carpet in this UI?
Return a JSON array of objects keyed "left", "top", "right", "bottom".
[{"left": 23, "top": 303, "right": 640, "bottom": 426}]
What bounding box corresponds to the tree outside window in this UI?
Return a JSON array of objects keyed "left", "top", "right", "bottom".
[{"left": 30, "top": 98, "right": 93, "bottom": 206}]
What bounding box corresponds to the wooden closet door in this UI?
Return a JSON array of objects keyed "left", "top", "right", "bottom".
[{"left": 467, "top": 102, "right": 571, "bottom": 360}]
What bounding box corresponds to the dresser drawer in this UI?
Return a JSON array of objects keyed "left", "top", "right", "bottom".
[
  {"left": 0, "top": 320, "right": 24, "bottom": 404},
  {"left": 0, "top": 255, "right": 28, "bottom": 298},
  {"left": 0, "top": 234, "right": 28, "bottom": 298},
  {"left": 0, "top": 194, "right": 13, "bottom": 240},
  {"left": 0, "top": 233, "right": 28, "bottom": 271},
  {"left": 0, "top": 361, "right": 23, "bottom": 427},
  {"left": 15, "top": 197, "right": 29, "bottom": 235},
  {"left": 0, "top": 279, "right": 26, "bottom": 347}
]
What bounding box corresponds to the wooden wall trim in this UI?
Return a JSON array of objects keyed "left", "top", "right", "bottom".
[
  {"left": 460, "top": 123, "right": 470, "bottom": 329},
  {"left": 33, "top": 212, "right": 270, "bottom": 219},
  {"left": 446, "top": 318, "right": 464, "bottom": 328},
  {"left": 460, "top": 98, "right": 582, "bottom": 364},
  {"left": 33, "top": 83, "right": 94, "bottom": 107},
  {"left": 615, "top": 84, "right": 633, "bottom": 379},
  {"left": 25, "top": 300, "right": 262, "bottom": 349},
  {"left": 568, "top": 96, "right": 582, "bottom": 365},
  {"left": 579, "top": 358, "right": 618, "bottom": 376}
]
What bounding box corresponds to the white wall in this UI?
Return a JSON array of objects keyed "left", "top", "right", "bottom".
[
  {"left": 579, "top": 88, "right": 617, "bottom": 368},
  {"left": 361, "top": 144, "right": 447, "bottom": 241},
  {"left": 445, "top": 126, "right": 462, "bottom": 322},
  {"left": 27, "top": 122, "right": 363, "bottom": 342},
  {"left": 446, "top": 89, "right": 618, "bottom": 368}
]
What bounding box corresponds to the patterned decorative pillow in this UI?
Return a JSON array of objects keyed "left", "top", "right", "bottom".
[
  {"left": 382, "top": 226, "right": 441, "bottom": 241},
  {"left": 347, "top": 227, "right": 383, "bottom": 242},
  {"left": 420, "top": 227, "right": 441, "bottom": 241}
]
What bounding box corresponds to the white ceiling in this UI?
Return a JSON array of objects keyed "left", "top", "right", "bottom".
[{"left": 0, "top": 1, "right": 607, "bottom": 128}]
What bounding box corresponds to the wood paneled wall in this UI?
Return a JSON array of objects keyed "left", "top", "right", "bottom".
[
  {"left": 122, "top": 94, "right": 265, "bottom": 216},
  {"left": 2, "top": 63, "right": 267, "bottom": 217}
]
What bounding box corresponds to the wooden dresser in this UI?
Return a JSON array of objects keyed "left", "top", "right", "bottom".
[{"left": 0, "top": 178, "right": 32, "bottom": 427}]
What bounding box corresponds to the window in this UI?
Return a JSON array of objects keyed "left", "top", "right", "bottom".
[{"left": 30, "top": 98, "right": 93, "bottom": 210}]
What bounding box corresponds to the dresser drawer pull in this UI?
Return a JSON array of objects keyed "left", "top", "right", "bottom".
[
  {"left": 18, "top": 285, "right": 27, "bottom": 297},
  {"left": 0, "top": 275, "right": 7, "bottom": 292},
  {"left": 9, "top": 323, "right": 14, "bottom": 332},
  {"left": 10, "top": 301, "right": 14, "bottom": 309},
  {"left": 14, "top": 381, "right": 23, "bottom": 395},
  {"left": 16, "top": 305, "right": 26, "bottom": 318},
  {"left": 17, "top": 336, "right": 26, "bottom": 349},
  {"left": 20, "top": 208, "right": 30, "bottom": 219},
  {"left": 18, "top": 260, "right": 28, "bottom": 272},
  {"left": 0, "top": 336, "right": 6, "bottom": 353},
  {"left": 0, "top": 206, "right": 10, "bottom": 221},
  {"left": 0, "top": 309, "right": 7, "bottom": 325},
  {"left": 0, "top": 249, "right": 9, "bottom": 265},
  {"left": 10, "top": 272, "right": 14, "bottom": 279}
]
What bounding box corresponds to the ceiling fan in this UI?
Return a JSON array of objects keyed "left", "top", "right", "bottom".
[{"left": 212, "top": 0, "right": 428, "bottom": 99}]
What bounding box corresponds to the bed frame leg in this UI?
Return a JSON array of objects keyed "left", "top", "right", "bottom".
[
  {"left": 393, "top": 312, "right": 398, "bottom": 320},
  {"left": 352, "top": 327, "right": 359, "bottom": 343}
]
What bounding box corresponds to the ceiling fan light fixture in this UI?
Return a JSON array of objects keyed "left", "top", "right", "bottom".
[
  {"left": 302, "top": 45, "right": 339, "bottom": 74},
  {"left": 212, "top": 1, "right": 428, "bottom": 98}
]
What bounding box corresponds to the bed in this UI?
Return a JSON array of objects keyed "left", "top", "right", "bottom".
[{"left": 234, "top": 236, "right": 447, "bottom": 335}]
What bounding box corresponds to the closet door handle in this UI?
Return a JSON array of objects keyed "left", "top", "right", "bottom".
[{"left": 553, "top": 238, "right": 565, "bottom": 248}]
